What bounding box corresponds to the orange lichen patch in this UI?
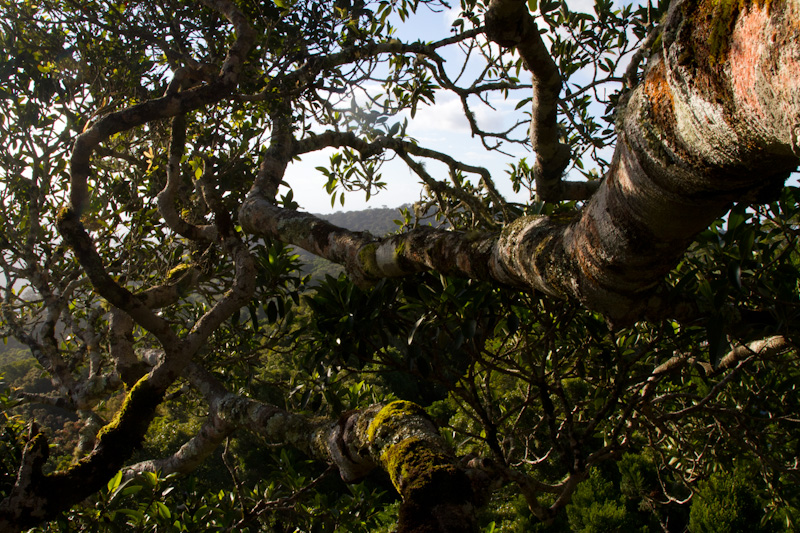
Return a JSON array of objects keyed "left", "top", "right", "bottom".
[
  {"left": 644, "top": 62, "right": 672, "bottom": 107},
  {"left": 643, "top": 61, "right": 677, "bottom": 140}
]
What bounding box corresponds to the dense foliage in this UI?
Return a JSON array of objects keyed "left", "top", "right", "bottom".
[{"left": 0, "top": 0, "right": 798, "bottom": 531}]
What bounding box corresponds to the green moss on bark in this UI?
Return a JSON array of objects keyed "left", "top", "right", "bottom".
[
  {"left": 384, "top": 437, "right": 476, "bottom": 532},
  {"left": 9, "top": 377, "right": 166, "bottom": 529},
  {"left": 382, "top": 437, "right": 464, "bottom": 498},
  {"left": 357, "top": 242, "right": 380, "bottom": 278},
  {"left": 93, "top": 376, "right": 162, "bottom": 446},
  {"left": 54, "top": 376, "right": 162, "bottom": 483},
  {"left": 366, "top": 401, "right": 476, "bottom": 532},
  {"left": 367, "top": 400, "right": 428, "bottom": 444}
]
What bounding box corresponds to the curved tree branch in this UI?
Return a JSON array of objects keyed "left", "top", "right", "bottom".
[
  {"left": 69, "top": 0, "right": 255, "bottom": 214},
  {"left": 484, "top": 0, "right": 574, "bottom": 202}
]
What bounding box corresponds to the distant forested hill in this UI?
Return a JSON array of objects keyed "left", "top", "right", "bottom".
[
  {"left": 0, "top": 335, "right": 33, "bottom": 367},
  {"left": 320, "top": 206, "right": 406, "bottom": 236}
]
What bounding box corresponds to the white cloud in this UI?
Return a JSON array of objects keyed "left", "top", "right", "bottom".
[
  {"left": 406, "top": 95, "right": 470, "bottom": 134},
  {"left": 403, "top": 91, "right": 529, "bottom": 139}
]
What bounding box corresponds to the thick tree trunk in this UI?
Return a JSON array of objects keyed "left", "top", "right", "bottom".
[{"left": 240, "top": 0, "right": 800, "bottom": 323}]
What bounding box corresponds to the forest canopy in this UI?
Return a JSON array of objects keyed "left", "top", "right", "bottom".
[{"left": 0, "top": 0, "right": 799, "bottom": 531}]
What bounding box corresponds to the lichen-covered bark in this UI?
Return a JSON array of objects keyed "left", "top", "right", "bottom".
[
  {"left": 362, "top": 402, "right": 477, "bottom": 533},
  {"left": 0, "top": 376, "right": 164, "bottom": 531},
  {"left": 214, "top": 394, "right": 478, "bottom": 531},
  {"left": 240, "top": 0, "right": 800, "bottom": 323}
]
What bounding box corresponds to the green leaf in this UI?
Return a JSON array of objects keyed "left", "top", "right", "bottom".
[
  {"left": 120, "top": 485, "right": 143, "bottom": 497},
  {"left": 155, "top": 501, "right": 171, "bottom": 519},
  {"left": 507, "top": 313, "right": 519, "bottom": 335},
  {"left": 248, "top": 304, "right": 259, "bottom": 332},
  {"left": 728, "top": 262, "right": 742, "bottom": 291},
  {"left": 107, "top": 470, "right": 123, "bottom": 493},
  {"left": 118, "top": 508, "right": 145, "bottom": 522},
  {"left": 266, "top": 300, "right": 278, "bottom": 324},
  {"left": 463, "top": 319, "right": 476, "bottom": 339},
  {"left": 515, "top": 97, "right": 532, "bottom": 110}
]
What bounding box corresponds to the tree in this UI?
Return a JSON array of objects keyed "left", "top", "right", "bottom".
[
  {"left": 0, "top": 0, "right": 798, "bottom": 531},
  {"left": 688, "top": 468, "right": 776, "bottom": 533}
]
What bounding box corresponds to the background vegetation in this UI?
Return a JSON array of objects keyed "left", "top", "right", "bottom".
[{"left": 0, "top": 0, "right": 798, "bottom": 530}]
